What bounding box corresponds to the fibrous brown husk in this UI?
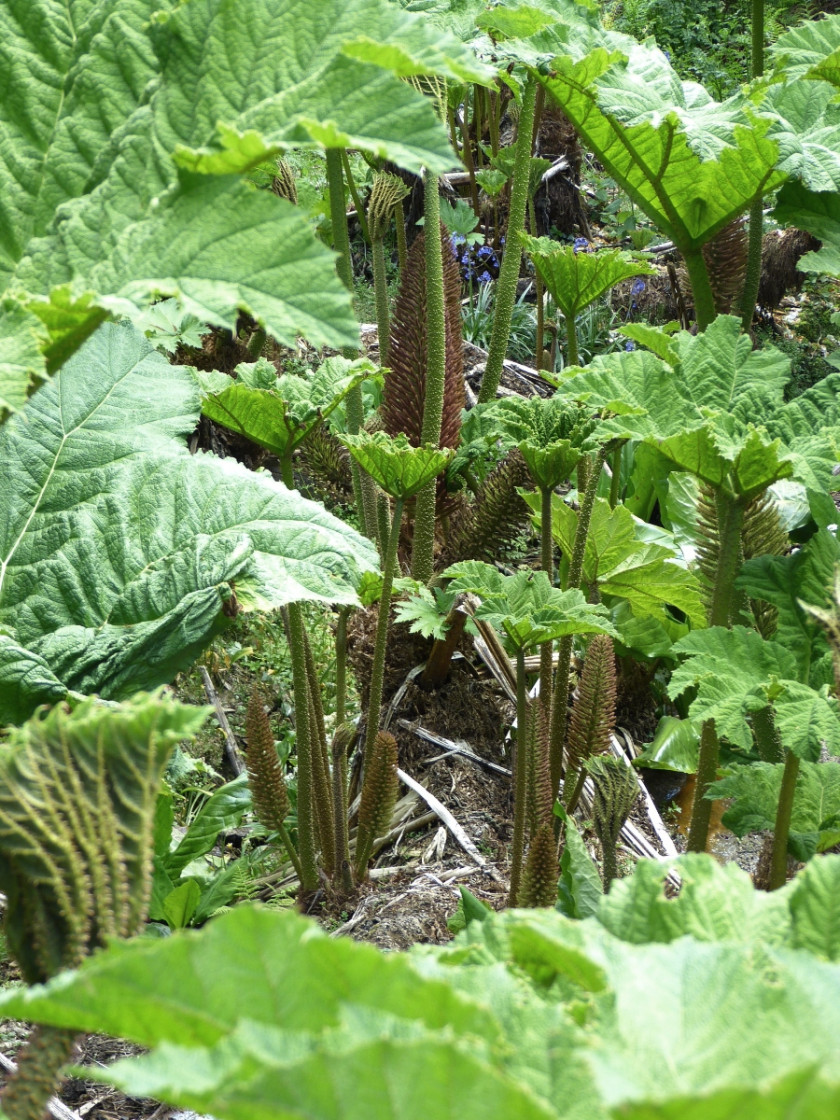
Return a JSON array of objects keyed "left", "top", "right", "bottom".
[
  {"left": 703, "top": 217, "right": 748, "bottom": 315},
  {"left": 532, "top": 104, "right": 590, "bottom": 237},
  {"left": 757, "top": 227, "right": 821, "bottom": 311},
  {"left": 382, "top": 223, "right": 464, "bottom": 454}
]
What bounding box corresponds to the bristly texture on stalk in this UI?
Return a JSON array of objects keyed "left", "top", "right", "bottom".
[
  {"left": 741, "top": 489, "right": 788, "bottom": 638},
  {"left": 245, "top": 687, "right": 290, "bottom": 834},
  {"left": 441, "top": 448, "right": 531, "bottom": 566},
  {"left": 367, "top": 172, "right": 410, "bottom": 241},
  {"left": 382, "top": 224, "right": 464, "bottom": 454},
  {"left": 0, "top": 1024, "right": 78, "bottom": 1120},
  {"left": 702, "top": 217, "right": 748, "bottom": 314},
  {"left": 566, "top": 635, "right": 617, "bottom": 775},
  {"left": 271, "top": 158, "right": 298, "bottom": 205},
  {"left": 520, "top": 824, "right": 559, "bottom": 908},
  {"left": 587, "top": 754, "right": 639, "bottom": 891},
  {"left": 354, "top": 731, "right": 399, "bottom": 879}
]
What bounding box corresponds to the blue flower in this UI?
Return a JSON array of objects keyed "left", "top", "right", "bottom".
[
  {"left": 625, "top": 340, "right": 636, "bottom": 351},
  {"left": 451, "top": 233, "right": 465, "bottom": 247},
  {"left": 477, "top": 245, "right": 493, "bottom": 259},
  {"left": 631, "top": 277, "right": 646, "bottom": 296},
  {"left": 573, "top": 237, "right": 589, "bottom": 253},
  {"left": 477, "top": 270, "right": 493, "bottom": 284}
]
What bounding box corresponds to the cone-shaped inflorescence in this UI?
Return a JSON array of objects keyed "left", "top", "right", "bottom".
[
  {"left": 742, "top": 489, "right": 788, "bottom": 638},
  {"left": 271, "top": 158, "right": 298, "bottom": 205},
  {"left": 565, "top": 635, "right": 617, "bottom": 813},
  {"left": 297, "top": 423, "right": 353, "bottom": 506},
  {"left": 441, "top": 448, "right": 531, "bottom": 566},
  {"left": 587, "top": 755, "right": 639, "bottom": 892},
  {"left": 245, "top": 688, "right": 290, "bottom": 833},
  {"left": 382, "top": 224, "right": 464, "bottom": 456},
  {"left": 354, "top": 731, "right": 399, "bottom": 880},
  {"left": 520, "top": 824, "right": 559, "bottom": 908},
  {"left": 1, "top": 1024, "right": 79, "bottom": 1120}
]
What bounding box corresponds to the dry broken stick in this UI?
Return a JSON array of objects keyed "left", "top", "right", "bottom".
[
  {"left": 199, "top": 666, "right": 245, "bottom": 776},
  {"left": 397, "top": 767, "right": 505, "bottom": 884}
]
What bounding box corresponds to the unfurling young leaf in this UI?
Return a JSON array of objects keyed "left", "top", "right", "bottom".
[{"left": 587, "top": 754, "right": 639, "bottom": 891}]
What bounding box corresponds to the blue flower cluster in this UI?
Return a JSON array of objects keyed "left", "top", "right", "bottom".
[
  {"left": 573, "top": 237, "right": 591, "bottom": 253},
  {"left": 451, "top": 233, "right": 503, "bottom": 285},
  {"left": 630, "top": 276, "right": 646, "bottom": 313}
]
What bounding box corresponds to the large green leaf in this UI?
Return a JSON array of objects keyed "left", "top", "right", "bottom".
[
  {"left": 538, "top": 1, "right": 785, "bottom": 251},
  {"left": 758, "top": 80, "right": 840, "bottom": 193},
  {"left": 669, "top": 626, "right": 840, "bottom": 759},
  {"left": 770, "top": 12, "right": 840, "bottom": 87},
  {"left": 0, "top": 321, "right": 378, "bottom": 721},
  {"left": 486, "top": 395, "right": 600, "bottom": 490},
  {"left": 82, "top": 1015, "right": 558, "bottom": 1120},
  {"left": 0, "top": 691, "right": 207, "bottom": 980},
  {"left": 526, "top": 494, "right": 705, "bottom": 627},
  {"left": 0, "top": 906, "right": 504, "bottom": 1048},
  {"left": 714, "top": 761, "right": 840, "bottom": 861},
  {"left": 519, "top": 235, "right": 655, "bottom": 320},
  {"left": 774, "top": 179, "right": 840, "bottom": 280},
  {"left": 7, "top": 861, "right": 840, "bottom": 1119},
  {"left": 597, "top": 854, "right": 791, "bottom": 946},
  {"left": 789, "top": 856, "right": 840, "bottom": 960},
  {"left": 340, "top": 431, "right": 454, "bottom": 500},
  {"left": 736, "top": 529, "right": 839, "bottom": 685},
  {"left": 163, "top": 773, "right": 251, "bottom": 877},
  {"left": 0, "top": 0, "right": 488, "bottom": 412},
  {"left": 443, "top": 561, "right": 617, "bottom": 652},
  {"left": 557, "top": 316, "right": 806, "bottom": 498},
  {"left": 198, "top": 356, "right": 376, "bottom": 460}
]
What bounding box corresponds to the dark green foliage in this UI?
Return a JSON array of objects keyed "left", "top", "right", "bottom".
[
  {"left": 605, "top": 0, "right": 753, "bottom": 97},
  {"left": 245, "top": 688, "right": 290, "bottom": 834},
  {"left": 354, "top": 731, "right": 399, "bottom": 879}
]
